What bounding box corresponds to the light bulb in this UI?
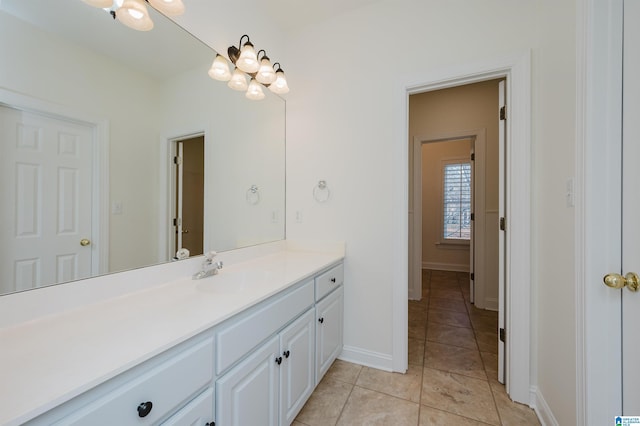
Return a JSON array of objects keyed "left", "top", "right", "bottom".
[
  {"left": 256, "top": 57, "right": 277, "bottom": 85},
  {"left": 236, "top": 42, "right": 259, "bottom": 73},
  {"left": 228, "top": 68, "right": 248, "bottom": 91},
  {"left": 208, "top": 55, "right": 232, "bottom": 81},
  {"left": 82, "top": 0, "right": 114, "bottom": 7},
  {"left": 246, "top": 78, "right": 265, "bottom": 101},
  {"left": 117, "top": 0, "right": 154, "bottom": 31},
  {"left": 148, "top": 0, "right": 185, "bottom": 16},
  {"left": 268, "top": 69, "right": 289, "bottom": 94}
]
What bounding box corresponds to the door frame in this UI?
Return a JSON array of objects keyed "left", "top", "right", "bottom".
[
  {"left": 393, "top": 51, "right": 532, "bottom": 404},
  {"left": 0, "top": 88, "right": 109, "bottom": 277},
  {"left": 160, "top": 131, "right": 206, "bottom": 261},
  {"left": 410, "top": 131, "right": 486, "bottom": 306},
  {"left": 576, "top": 0, "right": 624, "bottom": 423}
]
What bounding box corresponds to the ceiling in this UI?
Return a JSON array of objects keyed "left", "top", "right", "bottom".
[{"left": 262, "top": 0, "right": 382, "bottom": 32}]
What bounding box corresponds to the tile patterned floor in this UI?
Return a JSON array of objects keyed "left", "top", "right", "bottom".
[{"left": 294, "top": 269, "right": 540, "bottom": 426}]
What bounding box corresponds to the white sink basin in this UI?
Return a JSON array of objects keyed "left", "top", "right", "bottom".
[{"left": 196, "top": 269, "right": 272, "bottom": 293}]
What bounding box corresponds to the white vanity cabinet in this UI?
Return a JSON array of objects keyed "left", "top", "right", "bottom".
[
  {"left": 18, "top": 258, "right": 344, "bottom": 426},
  {"left": 214, "top": 287, "right": 316, "bottom": 426},
  {"left": 314, "top": 264, "right": 345, "bottom": 383},
  {"left": 28, "top": 338, "right": 215, "bottom": 426}
]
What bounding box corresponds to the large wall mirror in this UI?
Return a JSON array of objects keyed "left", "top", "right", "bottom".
[{"left": 0, "top": 0, "right": 286, "bottom": 296}]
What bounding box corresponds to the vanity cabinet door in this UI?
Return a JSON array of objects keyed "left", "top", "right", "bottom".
[
  {"left": 315, "top": 286, "right": 344, "bottom": 383},
  {"left": 216, "top": 336, "right": 280, "bottom": 426},
  {"left": 279, "top": 309, "right": 315, "bottom": 426}
]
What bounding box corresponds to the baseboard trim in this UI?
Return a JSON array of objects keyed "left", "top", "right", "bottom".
[
  {"left": 338, "top": 345, "right": 395, "bottom": 372},
  {"left": 483, "top": 297, "right": 498, "bottom": 311},
  {"left": 422, "top": 262, "right": 470, "bottom": 272},
  {"left": 531, "top": 386, "right": 559, "bottom": 426}
]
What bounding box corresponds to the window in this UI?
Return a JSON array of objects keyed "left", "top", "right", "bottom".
[{"left": 442, "top": 162, "right": 471, "bottom": 240}]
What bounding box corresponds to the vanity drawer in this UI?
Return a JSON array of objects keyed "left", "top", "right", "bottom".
[
  {"left": 215, "top": 280, "right": 314, "bottom": 375},
  {"left": 53, "top": 339, "right": 213, "bottom": 426},
  {"left": 315, "top": 263, "right": 344, "bottom": 301},
  {"left": 160, "top": 387, "right": 214, "bottom": 426}
]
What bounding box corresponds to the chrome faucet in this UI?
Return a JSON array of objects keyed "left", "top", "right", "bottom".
[{"left": 192, "top": 251, "right": 223, "bottom": 280}]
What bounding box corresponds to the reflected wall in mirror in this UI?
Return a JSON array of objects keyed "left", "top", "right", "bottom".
[{"left": 0, "top": 0, "right": 286, "bottom": 296}]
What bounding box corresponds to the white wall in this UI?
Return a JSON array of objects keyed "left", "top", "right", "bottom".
[{"left": 283, "top": 0, "right": 577, "bottom": 423}]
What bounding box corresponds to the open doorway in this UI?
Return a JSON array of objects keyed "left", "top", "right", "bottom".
[
  {"left": 172, "top": 134, "right": 205, "bottom": 258},
  {"left": 408, "top": 79, "right": 505, "bottom": 382}
]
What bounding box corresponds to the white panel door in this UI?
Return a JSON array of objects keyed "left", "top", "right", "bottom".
[
  {"left": 0, "top": 106, "right": 93, "bottom": 293},
  {"left": 622, "top": 0, "right": 640, "bottom": 412}
]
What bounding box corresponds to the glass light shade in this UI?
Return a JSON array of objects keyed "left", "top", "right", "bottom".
[
  {"left": 256, "top": 58, "right": 277, "bottom": 85},
  {"left": 82, "top": 0, "right": 114, "bottom": 7},
  {"left": 208, "top": 55, "right": 232, "bottom": 81},
  {"left": 117, "top": 0, "right": 154, "bottom": 31},
  {"left": 246, "top": 78, "right": 265, "bottom": 101},
  {"left": 148, "top": 0, "right": 185, "bottom": 16},
  {"left": 236, "top": 43, "right": 259, "bottom": 73},
  {"left": 268, "top": 70, "right": 289, "bottom": 94},
  {"left": 228, "top": 68, "right": 248, "bottom": 91}
]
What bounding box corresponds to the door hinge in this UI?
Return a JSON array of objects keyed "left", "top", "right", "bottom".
[
  {"left": 470, "top": 273, "right": 475, "bottom": 281},
  {"left": 500, "top": 217, "right": 506, "bottom": 231},
  {"left": 174, "top": 155, "right": 183, "bottom": 165},
  {"left": 470, "top": 213, "right": 474, "bottom": 221},
  {"left": 471, "top": 153, "right": 475, "bottom": 161},
  {"left": 499, "top": 328, "right": 506, "bottom": 343},
  {"left": 173, "top": 217, "right": 182, "bottom": 227},
  {"left": 499, "top": 106, "right": 506, "bottom": 121}
]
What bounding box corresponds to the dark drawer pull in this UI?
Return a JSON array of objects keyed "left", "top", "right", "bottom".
[
  {"left": 318, "top": 317, "right": 324, "bottom": 324},
  {"left": 330, "top": 277, "right": 336, "bottom": 283},
  {"left": 137, "top": 401, "right": 153, "bottom": 418}
]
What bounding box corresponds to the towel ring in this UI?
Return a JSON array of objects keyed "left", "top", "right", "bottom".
[
  {"left": 246, "top": 185, "right": 260, "bottom": 205},
  {"left": 313, "top": 180, "right": 331, "bottom": 203}
]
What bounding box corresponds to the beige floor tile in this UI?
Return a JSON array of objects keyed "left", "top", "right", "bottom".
[
  {"left": 470, "top": 313, "right": 499, "bottom": 332},
  {"left": 475, "top": 330, "right": 499, "bottom": 354},
  {"left": 481, "top": 351, "right": 498, "bottom": 372},
  {"left": 409, "top": 303, "right": 428, "bottom": 321},
  {"left": 324, "top": 359, "right": 362, "bottom": 384},
  {"left": 431, "top": 288, "right": 464, "bottom": 301},
  {"left": 428, "top": 308, "right": 472, "bottom": 328},
  {"left": 489, "top": 380, "right": 541, "bottom": 425},
  {"left": 408, "top": 337, "right": 425, "bottom": 366},
  {"left": 427, "top": 322, "right": 478, "bottom": 350},
  {"left": 292, "top": 422, "right": 309, "bottom": 426},
  {"left": 355, "top": 364, "right": 423, "bottom": 402},
  {"left": 295, "top": 377, "right": 353, "bottom": 426},
  {"left": 425, "top": 341, "right": 486, "bottom": 380},
  {"left": 419, "top": 405, "right": 493, "bottom": 425},
  {"left": 337, "top": 386, "right": 420, "bottom": 426},
  {"left": 430, "top": 296, "right": 468, "bottom": 313},
  {"left": 409, "top": 318, "right": 427, "bottom": 340},
  {"left": 421, "top": 367, "right": 500, "bottom": 425}
]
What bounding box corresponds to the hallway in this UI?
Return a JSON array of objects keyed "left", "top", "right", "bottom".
[{"left": 294, "top": 269, "right": 539, "bottom": 425}]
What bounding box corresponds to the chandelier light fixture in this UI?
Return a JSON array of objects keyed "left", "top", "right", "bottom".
[
  {"left": 80, "top": 0, "right": 185, "bottom": 31},
  {"left": 208, "top": 34, "right": 289, "bottom": 100}
]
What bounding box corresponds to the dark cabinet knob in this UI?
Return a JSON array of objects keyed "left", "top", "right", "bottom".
[
  {"left": 283, "top": 350, "right": 290, "bottom": 358},
  {"left": 330, "top": 277, "right": 336, "bottom": 283},
  {"left": 206, "top": 422, "right": 215, "bottom": 426},
  {"left": 275, "top": 356, "right": 283, "bottom": 365},
  {"left": 137, "top": 401, "right": 153, "bottom": 418},
  {"left": 318, "top": 317, "right": 324, "bottom": 324}
]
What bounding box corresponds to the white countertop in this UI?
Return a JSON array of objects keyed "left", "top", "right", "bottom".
[{"left": 0, "top": 247, "right": 344, "bottom": 426}]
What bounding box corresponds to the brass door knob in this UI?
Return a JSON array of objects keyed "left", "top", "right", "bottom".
[
  {"left": 603, "top": 272, "right": 639, "bottom": 292},
  {"left": 80, "top": 239, "right": 91, "bottom": 247}
]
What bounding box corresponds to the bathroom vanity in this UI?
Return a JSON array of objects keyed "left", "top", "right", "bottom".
[{"left": 0, "top": 243, "right": 344, "bottom": 426}]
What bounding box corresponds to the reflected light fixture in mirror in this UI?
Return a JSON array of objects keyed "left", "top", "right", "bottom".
[
  {"left": 81, "top": 0, "right": 184, "bottom": 31},
  {"left": 208, "top": 54, "right": 232, "bottom": 81},
  {"left": 117, "top": 0, "right": 154, "bottom": 31}
]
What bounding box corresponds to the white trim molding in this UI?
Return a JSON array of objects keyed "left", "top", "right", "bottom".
[
  {"left": 532, "top": 386, "right": 560, "bottom": 426},
  {"left": 339, "top": 345, "right": 394, "bottom": 372},
  {"left": 393, "top": 50, "right": 532, "bottom": 404}
]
